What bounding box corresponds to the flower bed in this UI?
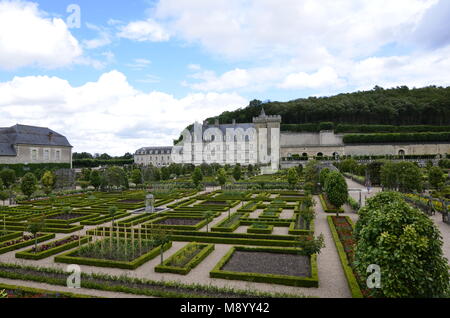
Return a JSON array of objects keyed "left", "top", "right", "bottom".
[
  {"left": 211, "top": 212, "right": 245, "bottom": 233},
  {"left": 327, "top": 216, "right": 363, "bottom": 298},
  {"left": 247, "top": 223, "right": 273, "bottom": 234},
  {"left": 144, "top": 216, "right": 209, "bottom": 231},
  {"left": 288, "top": 216, "right": 314, "bottom": 235},
  {"left": 0, "top": 233, "right": 56, "bottom": 255},
  {"left": 16, "top": 235, "right": 92, "bottom": 260},
  {"left": 210, "top": 246, "right": 318, "bottom": 287},
  {"left": 155, "top": 242, "right": 214, "bottom": 275},
  {"left": 319, "top": 194, "right": 344, "bottom": 213}
]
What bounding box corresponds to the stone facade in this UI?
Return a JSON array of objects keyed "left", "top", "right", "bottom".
[
  {"left": 0, "top": 125, "right": 72, "bottom": 167},
  {"left": 134, "top": 147, "right": 173, "bottom": 167}
]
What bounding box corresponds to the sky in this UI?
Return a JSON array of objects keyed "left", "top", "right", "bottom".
[{"left": 0, "top": 0, "right": 449, "bottom": 156}]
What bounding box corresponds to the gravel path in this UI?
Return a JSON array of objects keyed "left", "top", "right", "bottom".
[{"left": 312, "top": 195, "right": 353, "bottom": 298}]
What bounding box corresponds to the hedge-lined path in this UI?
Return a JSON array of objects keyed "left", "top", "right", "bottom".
[
  {"left": 0, "top": 277, "right": 153, "bottom": 298},
  {"left": 345, "top": 178, "right": 382, "bottom": 208},
  {"left": 311, "top": 195, "right": 353, "bottom": 298},
  {"left": 429, "top": 212, "right": 450, "bottom": 263}
]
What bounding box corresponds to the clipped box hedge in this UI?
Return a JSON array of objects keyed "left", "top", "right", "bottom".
[
  {"left": 144, "top": 216, "right": 209, "bottom": 231},
  {"left": 247, "top": 224, "right": 273, "bottom": 234},
  {"left": 327, "top": 216, "right": 363, "bottom": 298},
  {"left": 0, "top": 233, "right": 56, "bottom": 255},
  {"left": 288, "top": 218, "right": 315, "bottom": 235},
  {"left": 211, "top": 212, "right": 247, "bottom": 233},
  {"left": 0, "top": 231, "right": 22, "bottom": 243},
  {"left": 15, "top": 235, "right": 92, "bottom": 260},
  {"left": 55, "top": 241, "right": 172, "bottom": 270},
  {"left": 210, "top": 246, "right": 319, "bottom": 287},
  {"left": 154, "top": 243, "right": 214, "bottom": 275},
  {"left": 319, "top": 194, "right": 344, "bottom": 214}
]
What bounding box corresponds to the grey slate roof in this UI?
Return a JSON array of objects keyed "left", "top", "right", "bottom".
[
  {"left": 0, "top": 124, "right": 72, "bottom": 157},
  {"left": 135, "top": 146, "right": 173, "bottom": 155}
]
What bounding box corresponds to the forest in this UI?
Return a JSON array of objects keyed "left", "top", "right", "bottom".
[{"left": 206, "top": 86, "right": 450, "bottom": 127}]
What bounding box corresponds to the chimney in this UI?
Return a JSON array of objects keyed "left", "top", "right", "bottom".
[{"left": 48, "top": 132, "right": 53, "bottom": 142}]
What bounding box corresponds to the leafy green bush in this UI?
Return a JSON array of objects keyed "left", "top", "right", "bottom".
[{"left": 354, "top": 192, "right": 449, "bottom": 298}]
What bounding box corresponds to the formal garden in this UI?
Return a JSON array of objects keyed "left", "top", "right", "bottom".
[{"left": 0, "top": 161, "right": 448, "bottom": 298}]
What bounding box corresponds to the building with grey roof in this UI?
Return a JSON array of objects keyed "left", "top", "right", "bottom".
[
  {"left": 134, "top": 146, "right": 173, "bottom": 167},
  {"left": 0, "top": 124, "right": 73, "bottom": 167}
]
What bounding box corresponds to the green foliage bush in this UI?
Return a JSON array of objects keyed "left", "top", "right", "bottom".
[{"left": 354, "top": 192, "right": 449, "bottom": 298}]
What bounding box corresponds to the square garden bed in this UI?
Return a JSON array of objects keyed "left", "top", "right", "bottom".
[
  {"left": 55, "top": 238, "right": 172, "bottom": 269},
  {"left": 210, "top": 246, "right": 318, "bottom": 287},
  {"left": 145, "top": 216, "right": 209, "bottom": 231},
  {"left": 155, "top": 242, "right": 214, "bottom": 275}
]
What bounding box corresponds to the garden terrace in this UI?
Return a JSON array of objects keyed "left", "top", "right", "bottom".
[{"left": 210, "top": 246, "right": 318, "bottom": 287}]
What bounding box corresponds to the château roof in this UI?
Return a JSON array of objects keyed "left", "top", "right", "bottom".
[{"left": 0, "top": 124, "right": 72, "bottom": 157}]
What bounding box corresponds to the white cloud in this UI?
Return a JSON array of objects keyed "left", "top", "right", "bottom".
[
  {"left": 0, "top": 0, "right": 82, "bottom": 70},
  {"left": 82, "top": 23, "right": 113, "bottom": 49},
  {"left": 117, "top": 19, "right": 170, "bottom": 42},
  {"left": 153, "top": 0, "right": 437, "bottom": 61},
  {"left": 0, "top": 71, "right": 248, "bottom": 155},
  {"left": 279, "top": 67, "right": 346, "bottom": 90},
  {"left": 348, "top": 45, "right": 450, "bottom": 90},
  {"left": 126, "top": 58, "right": 152, "bottom": 70}
]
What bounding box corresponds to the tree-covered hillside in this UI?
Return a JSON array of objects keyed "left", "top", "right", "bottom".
[{"left": 206, "top": 86, "right": 450, "bottom": 126}]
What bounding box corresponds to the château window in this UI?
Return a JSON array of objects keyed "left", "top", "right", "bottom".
[
  {"left": 31, "top": 149, "right": 37, "bottom": 160},
  {"left": 55, "top": 150, "right": 61, "bottom": 160},
  {"left": 44, "top": 149, "right": 50, "bottom": 161}
]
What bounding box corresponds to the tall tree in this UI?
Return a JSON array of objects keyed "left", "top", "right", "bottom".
[
  {"left": 41, "top": 171, "right": 56, "bottom": 195},
  {"left": 232, "top": 165, "right": 242, "bottom": 181},
  {"left": 324, "top": 171, "right": 348, "bottom": 216},
  {"left": 192, "top": 167, "right": 204, "bottom": 187},
  {"left": 287, "top": 167, "right": 299, "bottom": 189},
  {"left": 21, "top": 173, "right": 37, "bottom": 199},
  {"left": 354, "top": 192, "right": 449, "bottom": 298}
]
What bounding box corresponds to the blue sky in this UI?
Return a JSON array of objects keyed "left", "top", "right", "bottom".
[{"left": 0, "top": 0, "right": 449, "bottom": 155}]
